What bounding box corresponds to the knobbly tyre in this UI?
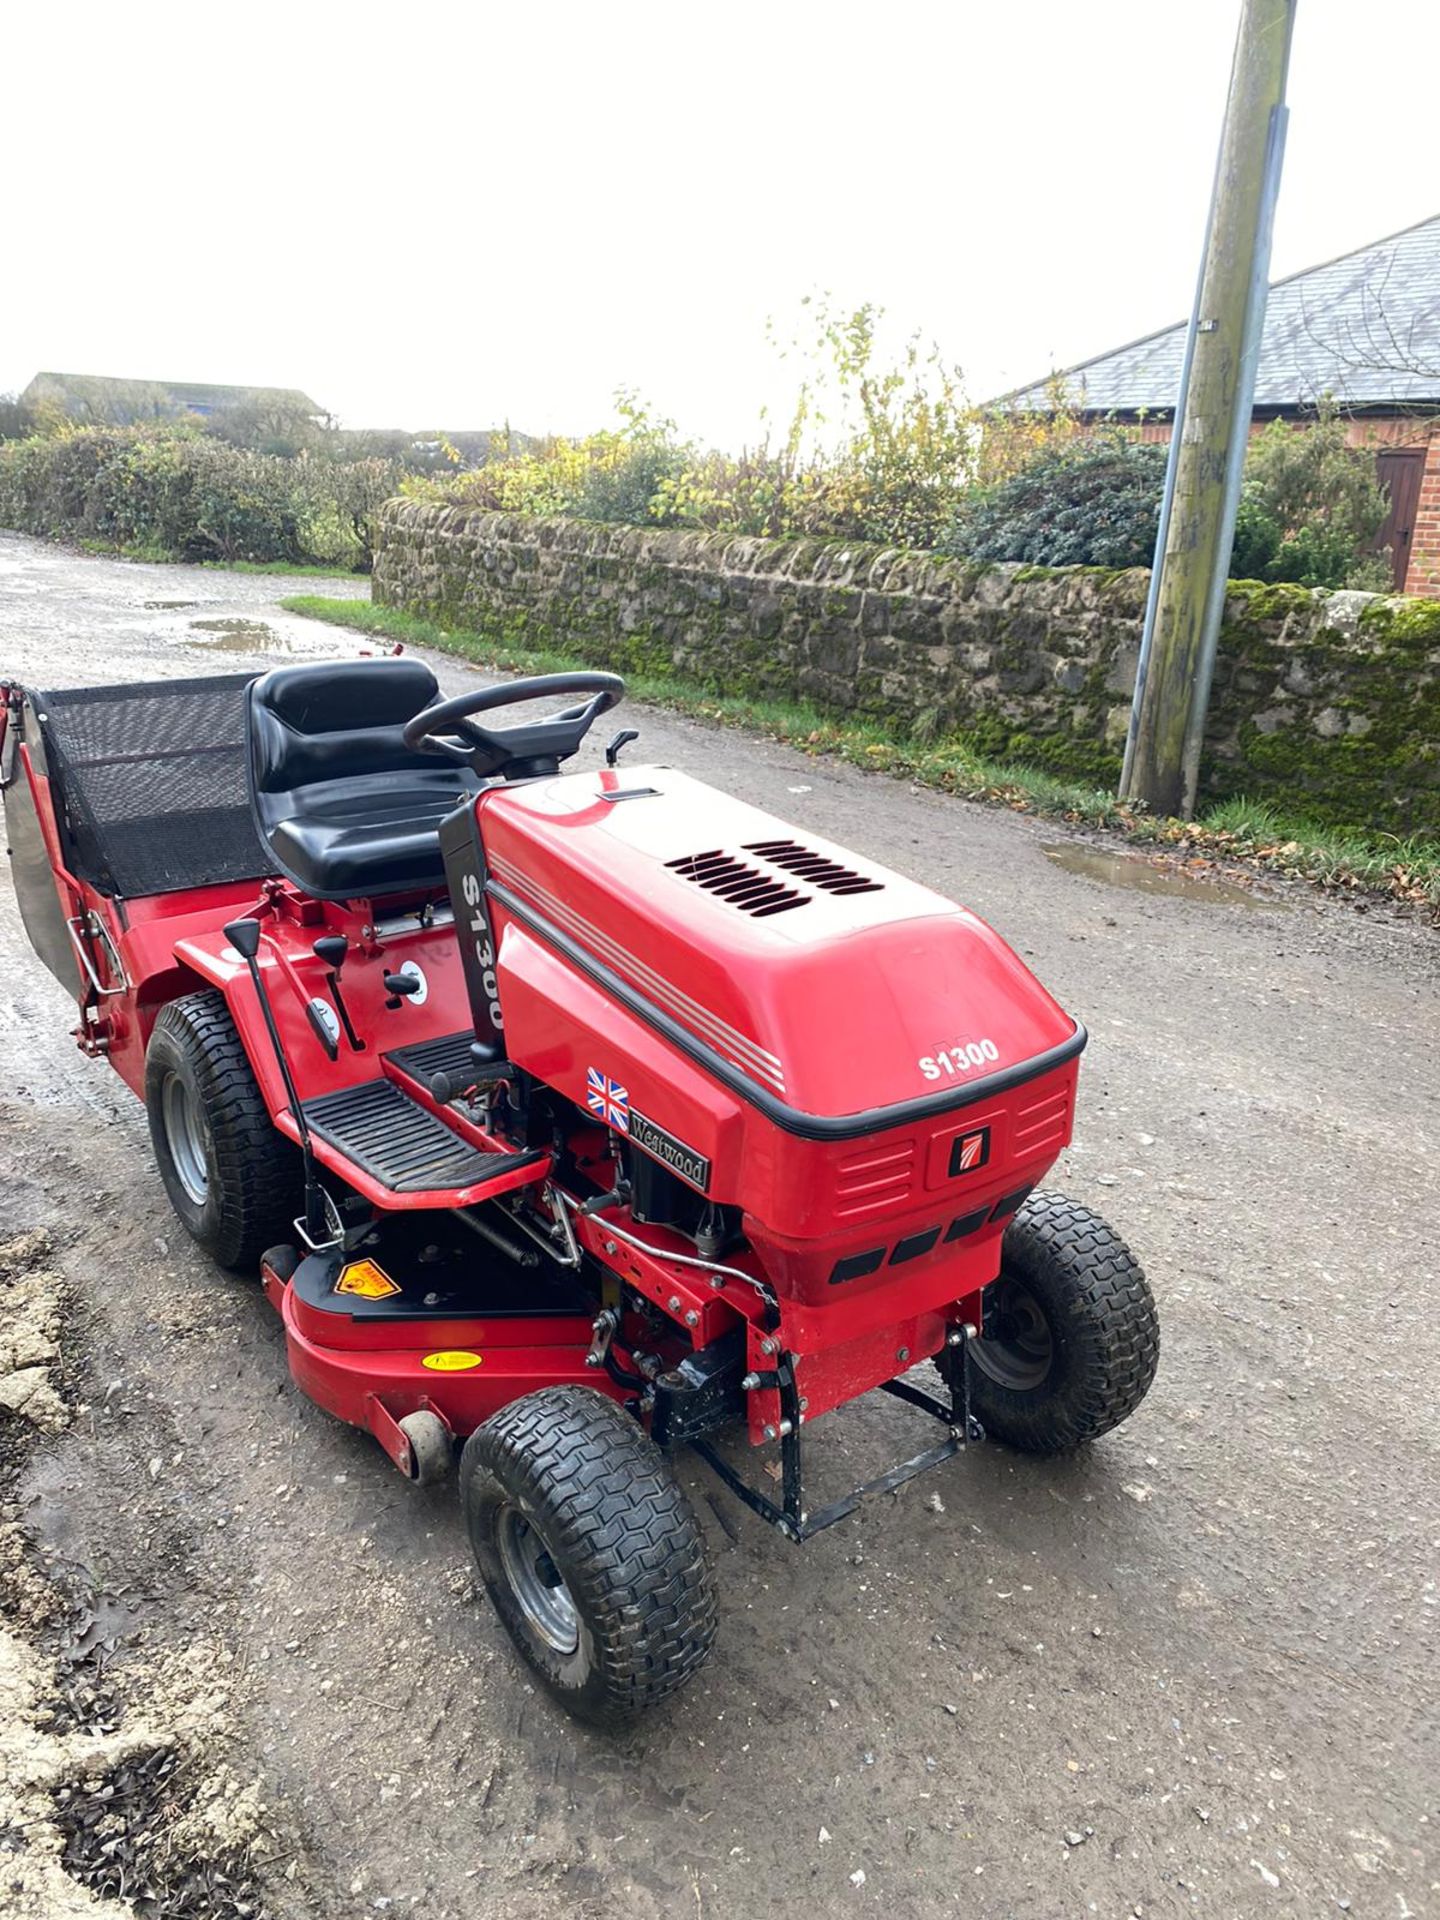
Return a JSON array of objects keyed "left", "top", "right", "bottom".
[{"left": 0, "top": 662, "right": 1159, "bottom": 1725}]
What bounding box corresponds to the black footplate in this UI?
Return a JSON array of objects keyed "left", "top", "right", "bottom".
[
  {"left": 382, "top": 1030, "right": 478, "bottom": 1096},
  {"left": 302, "top": 1078, "right": 543, "bottom": 1194},
  {"left": 291, "top": 1213, "right": 593, "bottom": 1321}
]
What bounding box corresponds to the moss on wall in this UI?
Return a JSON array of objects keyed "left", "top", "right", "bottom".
[
  {"left": 1200, "top": 587, "right": 1440, "bottom": 829},
  {"left": 374, "top": 502, "right": 1440, "bottom": 833}
]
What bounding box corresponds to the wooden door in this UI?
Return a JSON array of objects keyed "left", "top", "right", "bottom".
[{"left": 1373, "top": 448, "right": 1426, "bottom": 591}]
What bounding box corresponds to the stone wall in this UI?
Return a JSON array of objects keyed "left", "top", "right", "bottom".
[{"left": 374, "top": 501, "right": 1440, "bottom": 832}]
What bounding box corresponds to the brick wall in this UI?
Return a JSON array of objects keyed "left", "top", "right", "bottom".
[
  {"left": 1137, "top": 413, "right": 1440, "bottom": 597},
  {"left": 1410, "top": 428, "right": 1440, "bottom": 597}
]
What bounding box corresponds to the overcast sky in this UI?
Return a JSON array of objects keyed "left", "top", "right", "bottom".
[{"left": 4, "top": 1, "right": 1436, "bottom": 446}]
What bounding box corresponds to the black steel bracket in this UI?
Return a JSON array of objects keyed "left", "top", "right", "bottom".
[{"left": 692, "top": 1332, "right": 984, "bottom": 1544}]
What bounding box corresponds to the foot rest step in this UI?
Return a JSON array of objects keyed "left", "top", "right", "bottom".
[
  {"left": 382, "top": 1030, "right": 478, "bottom": 1094},
  {"left": 302, "top": 1079, "right": 543, "bottom": 1194}
]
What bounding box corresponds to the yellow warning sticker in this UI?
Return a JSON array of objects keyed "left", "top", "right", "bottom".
[
  {"left": 422, "top": 1350, "right": 483, "bottom": 1372},
  {"left": 334, "top": 1259, "right": 402, "bottom": 1301}
]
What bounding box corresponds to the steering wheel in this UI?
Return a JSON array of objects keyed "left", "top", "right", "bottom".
[{"left": 402, "top": 672, "right": 626, "bottom": 780}]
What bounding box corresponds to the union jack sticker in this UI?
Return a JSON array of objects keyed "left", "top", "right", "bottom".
[
  {"left": 949, "top": 1125, "right": 991, "bottom": 1177},
  {"left": 586, "top": 1066, "right": 630, "bottom": 1133}
]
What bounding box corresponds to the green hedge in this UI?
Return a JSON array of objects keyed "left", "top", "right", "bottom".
[{"left": 0, "top": 426, "right": 399, "bottom": 569}]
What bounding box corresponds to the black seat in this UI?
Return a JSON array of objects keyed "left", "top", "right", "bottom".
[{"left": 246, "top": 660, "right": 481, "bottom": 901}]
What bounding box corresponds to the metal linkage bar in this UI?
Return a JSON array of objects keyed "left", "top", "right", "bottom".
[
  {"left": 877, "top": 1367, "right": 984, "bottom": 1445},
  {"left": 693, "top": 1334, "right": 985, "bottom": 1545},
  {"left": 802, "top": 1434, "right": 966, "bottom": 1536},
  {"left": 778, "top": 1360, "right": 804, "bottom": 1530},
  {"left": 65, "top": 912, "right": 128, "bottom": 997},
  {"left": 692, "top": 1437, "right": 806, "bottom": 1541}
]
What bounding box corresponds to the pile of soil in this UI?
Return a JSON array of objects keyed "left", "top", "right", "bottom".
[{"left": 0, "top": 1231, "right": 280, "bottom": 1919}]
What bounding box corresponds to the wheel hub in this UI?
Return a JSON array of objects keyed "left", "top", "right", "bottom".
[
  {"left": 496, "top": 1505, "right": 580, "bottom": 1654},
  {"left": 972, "top": 1274, "right": 1054, "bottom": 1391},
  {"left": 161, "top": 1071, "right": 210, "bottom": 1206}
]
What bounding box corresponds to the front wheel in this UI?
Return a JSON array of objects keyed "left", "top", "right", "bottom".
[
  {"left": 144, "top": 990, "right": 302, "bottom": 1271},
  {"left": 939, "top": 1191, "right": 1159, "bottom": 1454},
  {"left": 460, "top": 1386, "right": 716, "bottom": 1727}
]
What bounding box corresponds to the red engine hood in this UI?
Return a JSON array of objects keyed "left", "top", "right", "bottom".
[{"left": 479, "top": 765, "right": 1079, "bottom": 1124}]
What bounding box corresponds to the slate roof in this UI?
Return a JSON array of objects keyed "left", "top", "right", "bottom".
[
  {"left": 997, "top": 214, "right": 1440, "bottom": 416},
  {"left": 21, "top": 372, "right": 325, "bottom": 419}
]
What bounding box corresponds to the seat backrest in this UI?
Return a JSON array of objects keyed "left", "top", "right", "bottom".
[{"left": 249, "top": 658, "right": 446, "bottom": 795}]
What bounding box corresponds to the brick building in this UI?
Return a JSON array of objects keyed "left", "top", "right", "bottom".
[{"left": 999, "top": 214, "right": 1440, "bottom": 597}]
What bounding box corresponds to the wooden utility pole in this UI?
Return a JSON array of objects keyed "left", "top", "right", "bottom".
[{"left": 1119, "top": 0, "right": 1297, "bottom": 818}]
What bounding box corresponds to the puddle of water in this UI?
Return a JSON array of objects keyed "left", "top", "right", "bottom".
[
  {"left": 143, "top": 599, "right": 199, "bottom": 610},
  {"left": 186, "top": 617, "right": 293, "bottom": 652},
  {"left": 183, "top": 619, "right": 385, "bottom": 660},
  {"left": 1042, "top": 842, "right": 1283, "bottom": 910}
]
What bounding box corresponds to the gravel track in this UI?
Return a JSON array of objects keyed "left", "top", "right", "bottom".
[{"left": 1, "top": 531, "right": 1435, "bottom": 1920}]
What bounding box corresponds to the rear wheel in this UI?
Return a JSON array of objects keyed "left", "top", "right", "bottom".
[
  {"left": 460, "top": 1386, "right": 716, "bottom": 1727},
  {"left": 145, "top": 990, "right": 302, "bottom": 1271},
  {"left": 940, "top": 1191, "right": 1159, "bottom": 1453}
]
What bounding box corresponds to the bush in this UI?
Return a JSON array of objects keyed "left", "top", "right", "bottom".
[
  {"left": 945, "top": 405, "right": 1395, "bottom": 591},
  {"left": 0, "top": 393, "right": 34, "bottom": 441},
  {"left": 575, "top": 438, "right": 686, "bottom": 525},
  {"left": 941, "top": 436, "right": 1167, "bottom": 568},
  {"left": 792, "top": 303, "right": 975, "bottom": 548},
  {"left": 1236, "top": 407, "right": 1391, "bottom": 589},
  {"left": 402, "top": 423, "right": 687, "bottom": 530},
  {"left": 406, "top": 302, "right": 979, "bottom": 548},
  {"left": 0, "top": 425, "right": 399, "bottom": 569},
  {"left": 652, "top": 439, "right": 829, "bottom": 537}
]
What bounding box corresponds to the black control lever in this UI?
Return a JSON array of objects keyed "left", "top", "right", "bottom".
[
  {"left": 312, "top": 935, "right": 364, "bottom": 1052},
  {"left": 579, "top": 1184, "right": 629, "bottom": 1216},
  {"left": 430, "top": 1060, "right": 511, "bottom": 1106},
  {"left": 383, "top": 970, "right": 423, "bottom": 1010},
  {"left": 605, "top": 727, "right": 640, "bottom": 767}
]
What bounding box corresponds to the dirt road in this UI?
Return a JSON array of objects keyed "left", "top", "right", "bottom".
[{"left": 1, "top": 530, "right": 1436, "bottom": 1920}]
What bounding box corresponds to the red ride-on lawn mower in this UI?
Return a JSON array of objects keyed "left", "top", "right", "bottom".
[{"left": 1, "top": 661, "right": 1158, "bottom": 1724}]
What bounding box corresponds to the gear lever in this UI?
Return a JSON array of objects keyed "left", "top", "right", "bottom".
[{"left": 312, "top": 935, "right": 364, "bottom": 1052}]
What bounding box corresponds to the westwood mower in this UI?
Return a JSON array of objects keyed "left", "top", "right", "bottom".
[{"left": 1, "top": 660, "right": 1158, "bottom": 1724}]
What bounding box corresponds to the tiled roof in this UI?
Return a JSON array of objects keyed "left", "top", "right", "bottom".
[
  {"left": 22, "top": 373, "right": 325, "bottom": 416},
  {"left": 997, "top": 214, "right": 1440, "bottom": 414}
]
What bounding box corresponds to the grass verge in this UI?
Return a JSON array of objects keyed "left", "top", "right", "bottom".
[
  {"left": 77, "top": 536, "right": 175, "bottom": 563},
  {"left": 69, "top": 539, "right": 362, "bottom": 577},
  {"left": 281, "top": 594, "right": 1440, "bottom": 917},
  {"left": 201, "top": 558, "right": 367, "bottom": 577}
]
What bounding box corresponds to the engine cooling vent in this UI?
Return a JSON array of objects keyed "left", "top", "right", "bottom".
[
  {"left": 666, "top": 850, "right": 809, "bottom": 917},
  {"left": 743, "top": 839, "right": 884, "bottom": 896}
]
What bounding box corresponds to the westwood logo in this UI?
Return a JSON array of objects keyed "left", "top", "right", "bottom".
[
  {"left": 586, "top": 1067, "right": 630, "bottom": 1132},
  {"left": 950, "top": 1125, "right": 991, "bottom": 1177}
]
